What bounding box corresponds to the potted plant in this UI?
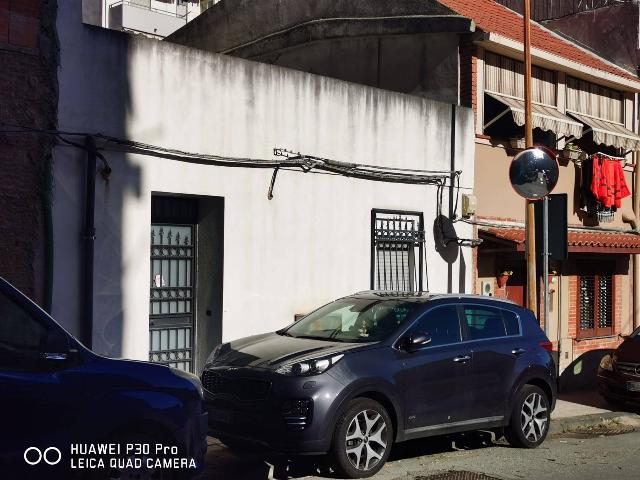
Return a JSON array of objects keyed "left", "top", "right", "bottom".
[
  {"left": 497, "top": 270, "right": 513, "bottom": 288},
  {"left": 563, "top": 142, "right": 582, "bottom": 161}
]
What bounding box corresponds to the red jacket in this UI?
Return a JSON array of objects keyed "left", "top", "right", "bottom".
[{"left": 591, "top": 154, "right": 631, "bottom": 208}]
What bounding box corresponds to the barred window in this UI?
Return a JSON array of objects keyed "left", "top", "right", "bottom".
[
  {"left": 578, "top": 270, "right": 614, "bottom": 338},
  {"left": 371, "top": 210, "right": 425, "bottom": 292}
]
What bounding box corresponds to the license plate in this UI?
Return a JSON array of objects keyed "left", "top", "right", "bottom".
[
  {"left": 627, "top": 381, "right": 640, "bottom": 392},
  {"left": 209, "top": 407, "right": 233, "bottom": 424}
]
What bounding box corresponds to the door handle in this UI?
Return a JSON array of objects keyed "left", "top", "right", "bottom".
[
  {"left": 453, "top": 355, "right": 471, "bottom": 363},
  {"left": 511, "top": 348, "right": 526, "bottom": 356}
]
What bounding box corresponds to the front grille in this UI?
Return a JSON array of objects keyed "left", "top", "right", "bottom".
[
  {"left": 617, "top": 362, "right": 640, "bottom": 377},
  {"left": 201, "top": 370, "right": 271, "bottom": 400}
]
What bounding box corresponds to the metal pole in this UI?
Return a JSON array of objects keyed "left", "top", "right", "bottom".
[
  {"left": 524, "top": 0, "right": 538, "bottom": 317},
  {"left": 543, "top": 195, "right": 549, "bottom": 337}
]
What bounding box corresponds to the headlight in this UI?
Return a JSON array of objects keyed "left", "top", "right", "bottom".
[
  {"left": 276, "top": 354, "right": 344, "bottom": 376},
  {"left": 205, "top": 343, "right": 227, "bottom": 367},
  {"left": 599, "top": 354, "right": 614, "bottom": 371}
]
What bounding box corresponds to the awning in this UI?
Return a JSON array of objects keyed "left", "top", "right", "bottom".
[
  {"left": 567, "top": 111, "right": 640, "bottom": 151},
  {"left": 485, "top": 93, "right": 584, "bottom": 139},
  {"left": 479, "top": 225, "right": 640, "bottom": 254}
]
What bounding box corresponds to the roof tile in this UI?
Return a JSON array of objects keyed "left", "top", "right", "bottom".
[
  {"left": 480, "top": 226, "right": 640, "bottom": 249},
  {"left": 438, "top": 0, "right": 639, "bottom": 83}
]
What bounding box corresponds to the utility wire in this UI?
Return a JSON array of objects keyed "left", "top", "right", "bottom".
[{"left": 0, "top": 123, "right": 461, "bottom": 187}]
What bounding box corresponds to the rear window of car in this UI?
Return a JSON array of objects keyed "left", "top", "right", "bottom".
[
  {"left": 462, "top": 305, "right": 520, "bottom": 340},
  {"left": 502, "top": 310, "right": 520, "bottom": 336}
]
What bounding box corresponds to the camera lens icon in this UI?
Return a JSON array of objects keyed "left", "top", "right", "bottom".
[{"left": 24, "top": 447, "right": 62, "bottom": 466}]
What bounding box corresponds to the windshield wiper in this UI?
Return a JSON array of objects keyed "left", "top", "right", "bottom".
[
  {"left": 295, "top": 334, "right": 332, "bottom": 341},
  {"left": 276, "top": 330, "right": 293, "bottom": 337}
]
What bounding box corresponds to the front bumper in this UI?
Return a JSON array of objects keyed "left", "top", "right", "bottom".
[
  {"left": 597, "top": 368, "right": 640, "bottom": 404},
  {"left": 202, "top": 367, "right": 347, "bottom": 454},
  {"left": 174, "top": 410, "right": 209, "bottom": 472}
]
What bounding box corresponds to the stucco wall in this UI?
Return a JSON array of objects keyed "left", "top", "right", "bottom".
[
  {"left": 474, "top": 142, "right": 635, "bottom": 227},
  {"left": 54, "top": 1, "right": 474, "bottom": 362},
  {"left": 250, "top": 33, "right": 461, "bottom": 105}
]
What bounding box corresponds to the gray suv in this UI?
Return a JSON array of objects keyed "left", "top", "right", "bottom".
[{"left": 202, "top": 292, "right": 557, "bottom": 478}]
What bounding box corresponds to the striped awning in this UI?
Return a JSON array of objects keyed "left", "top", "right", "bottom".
[
  {"left": 567, "top": 111, "right": 640, "bottom": 151},
  {"left": 485, "top": 93, "right": 584, "bottom": 139}
]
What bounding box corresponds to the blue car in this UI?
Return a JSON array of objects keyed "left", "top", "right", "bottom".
[{"left": 0, "top": 276, "right": 207, "bottom": 478}]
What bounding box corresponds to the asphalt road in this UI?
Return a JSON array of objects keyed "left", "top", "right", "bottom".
[{"left": 195, "top": 429, "right": 640, "bottom": 480}]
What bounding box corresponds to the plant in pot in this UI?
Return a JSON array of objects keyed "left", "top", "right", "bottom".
[
  {"left": 497, "top": 270, "right": 513, "bottom": 288},
  {"left": 563, "top": 142, "right": 582, "bottom": 161}
]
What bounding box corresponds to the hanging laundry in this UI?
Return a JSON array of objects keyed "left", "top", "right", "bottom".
[{"left": 590, "top": 153, "right": 631, "bottom": 209}]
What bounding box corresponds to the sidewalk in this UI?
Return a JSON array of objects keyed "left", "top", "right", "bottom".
[{"left": 550, "top": 388, "right": 640, "bottom": 435}]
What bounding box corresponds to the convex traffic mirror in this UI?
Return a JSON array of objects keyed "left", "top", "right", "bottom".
[{"left": 509, "top": 146, "right": 559, "bottom": 200}]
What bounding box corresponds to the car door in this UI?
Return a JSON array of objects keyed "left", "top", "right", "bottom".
[
  {"left": 461, "top": 303, "right": 524, "bottom": 420},
  {"left": 0, "top": 284, "right": 83, "bottom": 471},
  {"left": 396, "top": 303, "right": 473, "bottom": 431}
]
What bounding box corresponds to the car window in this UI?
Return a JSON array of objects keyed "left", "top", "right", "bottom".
[
  {"left": 285, "top": 298, "right": 419, "bottom": 343},
  {"left": 408, "top": 305, "right": 461, "bottom": 347},
  {"left": 0, "top": 289, "right": 49, "bottom": 371},
  {"left": 502, "top": 310, "right": 521, "bottom": 336},
  {"left": 463, "top": 306, "right": 508, "bottom": 340}
]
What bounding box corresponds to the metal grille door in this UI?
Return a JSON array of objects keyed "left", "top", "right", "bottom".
[
  {"left": 371, "top": 210, "right": 425, "bottom": 292},
  {"left": 149, "top": 224, "right": 195, "bottom": 371}
]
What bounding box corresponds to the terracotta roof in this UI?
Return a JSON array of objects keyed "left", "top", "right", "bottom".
[
  {"left": 438, "top": 0, "right": 639, "bottom": 84},
  {"left": 480, "top": 226, "right": 640, "bottom": 249}
]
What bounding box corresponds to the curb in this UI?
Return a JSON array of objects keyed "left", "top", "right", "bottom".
[{"left": 549, "top": 411, "right": 640, "bottom": 435}]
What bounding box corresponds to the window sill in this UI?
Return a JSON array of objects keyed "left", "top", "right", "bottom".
[{"left": 575, "top": 334, "right": 617, "bottom": 342}]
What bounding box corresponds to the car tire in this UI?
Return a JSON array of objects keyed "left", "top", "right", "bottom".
[
  {"left": 504, "top": 384, "right": 550, "bottom": 449},
  {"left": 330, "top": 398, "right": 393, "bottom": 479}
]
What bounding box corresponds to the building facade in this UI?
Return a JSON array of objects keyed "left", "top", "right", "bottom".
[
  {"left": 82, "top": 0, "right": 201, "bottom": 39},
  {"left": 0, "top": 0, "right": 58, "bottom": 308},
  {"left": 167, "top": 0, "right": 640, "bottom": 376},
  {"left": 45, "top": 1, "right": 476, "bottom": 374}
]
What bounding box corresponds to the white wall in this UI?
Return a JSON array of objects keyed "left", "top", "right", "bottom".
[{"left": 55, "top": 1, "right": 475, "bottom": 360}]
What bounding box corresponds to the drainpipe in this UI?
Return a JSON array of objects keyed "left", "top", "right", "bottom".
[
  {"left": 82, "top": 136, "right": 97, "bottom": 348},
  {"left": 624, "top": 161, "right": 640, "bottom": 330},
  {"left": 635, "top": 167, "right": 640, "bottom": 330},
  {"left": 42, "top": 154, "right": 54, "bottom": 314}
]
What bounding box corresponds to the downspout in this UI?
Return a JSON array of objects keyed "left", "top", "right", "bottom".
[
  {"left": 42, "top": 154, "right": 54, "bottom": 314},
  {"left": 82, "top": 136, "right": 97, "bottom": 348},
  {"left": 624, "top": 160, "right": 640, "bottom": 330},
  {"left": 634, "top": 166, "right": 640, "bottom": 329}
]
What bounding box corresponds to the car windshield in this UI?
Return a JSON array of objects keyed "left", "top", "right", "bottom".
[{"left": 282, "top": 297, "right": 420, "bottom": 343}]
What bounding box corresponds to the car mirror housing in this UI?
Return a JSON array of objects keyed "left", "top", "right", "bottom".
[{"left": 404, "top": 332, "right": 432, "bottom": 352}]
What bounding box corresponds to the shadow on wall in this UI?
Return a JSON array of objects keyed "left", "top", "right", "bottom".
[
  {"left": 54, "top": 7, "right": 142, "bottom": 362},
  {"left": 558, "top": 348, "right": 614, "bottom": 393},
  {"left": 433, "top": 215, "right": 468, "bottom": 293}
]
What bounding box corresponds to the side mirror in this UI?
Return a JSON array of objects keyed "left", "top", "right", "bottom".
[
  {"left": 41, "top": 329, "right": 70, "bottom": 361},
  {"left": 403, "top": 332, "right": 432, "bottom": 352}
]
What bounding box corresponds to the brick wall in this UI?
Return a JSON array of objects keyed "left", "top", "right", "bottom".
[
  {"left": 459, "top": 33, "right": 477, "bottom": 114},
  {"left": 0, "top": 0, "right": 57, "bottom": 302},
  {"left": 0, "top": 0, "right": 40, "bottom": 49},
  {"left": 569, "top": 271, "right": 624, "bottom": 357}
]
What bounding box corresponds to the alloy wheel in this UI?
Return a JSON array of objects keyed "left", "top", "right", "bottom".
[
  {"left": 520, "top": 392, "right": 548, "bottom": 443},
  {"left": 344, "top": 408, "right": 388, "bottom": 472}
]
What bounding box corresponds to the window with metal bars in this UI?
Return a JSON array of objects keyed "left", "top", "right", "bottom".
[
  {"left": 578, "top": 269, "right": 614, "bottom": 338},
  {"left": 371, "top": 210, "right": 425, "bottom": 292}
]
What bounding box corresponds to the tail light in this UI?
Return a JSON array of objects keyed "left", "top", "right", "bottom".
[{"left": 539, "top": 341, "right": 553, "bottom": 351}]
